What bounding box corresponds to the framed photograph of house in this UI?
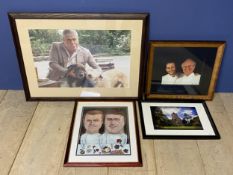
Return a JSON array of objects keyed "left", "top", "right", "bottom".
[
  {"left": 8, "top": 12, "right": 148, "bottom": 100},
  {"left": 64, "top": 101, "right": 142, "bottom": 167},
  {"left": 145, "top": 41, "right": 226, "bottom": 100},
  {"left": 139, "top": 101, "right": 220, "bottom": 139}
]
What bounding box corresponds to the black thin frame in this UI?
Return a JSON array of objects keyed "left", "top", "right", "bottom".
[{"left": 139, "top": 100, "right": 220, "bottom": 139}]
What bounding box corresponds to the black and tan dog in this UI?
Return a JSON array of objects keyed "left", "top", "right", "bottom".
[{"left": 65, "top": 64, "right": 95, "bottom": 87}]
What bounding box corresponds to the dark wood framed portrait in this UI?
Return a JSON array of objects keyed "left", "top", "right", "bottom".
[
  {"left": 145, "top": 41, "right": 226, "bottom": 100},
  {"left": 139, "top": 101, "right": 220, "bottom": 139},
  {"left": 8, "top": 12, "right": 148, "bottom": 100},
  {"left": 64, "top": 101, "right": 142, "bottom": 167}
]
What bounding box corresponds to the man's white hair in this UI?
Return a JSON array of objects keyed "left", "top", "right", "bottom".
[
  {"left": 62, "top": 29, "right": 78, "bottom": 39},
  {"left": 182, "top": 58, "right": 196, "bottom": 67}
]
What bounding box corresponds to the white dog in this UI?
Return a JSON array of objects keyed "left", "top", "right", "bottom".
[{"left": 86, "top": 68, "right": 128, "bottom": 88}]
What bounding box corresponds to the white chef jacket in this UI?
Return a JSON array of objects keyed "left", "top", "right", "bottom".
[
  {"left": 175, "top": 73, "right": 201, "bottom": 85},
  {"left": 161, "top": 74, "right": 179, "bottom": 85}
]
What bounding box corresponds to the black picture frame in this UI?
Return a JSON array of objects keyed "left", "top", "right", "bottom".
[
  {"left": 145, "top": 41, "right": 226, "bottom": 100},
  {"left": 8, "top": 12, "right": 148, "bottom": 100},
  {"left": 139, "top": 100, "right": 220, "bottom": 139}
]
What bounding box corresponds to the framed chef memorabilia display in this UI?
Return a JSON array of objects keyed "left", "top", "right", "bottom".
[{"left": 64, "top": 101, "right": 142, "bottom": 167}]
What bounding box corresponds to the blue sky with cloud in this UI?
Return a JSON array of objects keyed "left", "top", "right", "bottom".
[{"left": 160, "top": 107, "right": 198, "bottom": 119}]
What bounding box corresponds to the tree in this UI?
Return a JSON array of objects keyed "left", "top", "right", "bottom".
[
  {"left": 29, "top": 29, "right": 131, "bottom": 57},
  {"left": 78, "top": 30, "right": 130, "bottom": 56},
  {"left": 151, "top": 107, "right": 172, "bottom": 129},
  {"left": 29, "top": 29, "right": 62, "bottom": 56}
]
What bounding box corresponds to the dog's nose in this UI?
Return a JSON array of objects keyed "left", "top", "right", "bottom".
[
  {"left": 78, "top": 72, "right": 85, "bottom": 79},
  {"left": 87, "top": 74, "right": 92, "bottom": 78}
]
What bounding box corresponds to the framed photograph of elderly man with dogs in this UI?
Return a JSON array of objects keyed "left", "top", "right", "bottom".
[
  {"left": 9, "top": 12, "right": 148, "bottom": 100},
  {"left": 145, "top": 41, "right": 225, "bottom": 100},
  {"left": 64, "top": 101, "right": 142, "bottom": 167}
]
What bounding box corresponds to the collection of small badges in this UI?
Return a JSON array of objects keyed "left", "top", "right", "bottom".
[{"left": 77, "top": 139, "right": 130, "bottom": 155}]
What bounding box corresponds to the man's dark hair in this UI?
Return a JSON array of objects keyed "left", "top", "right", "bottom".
[{"left": 83, "top": 110, "right": 104, "bottom": 121}]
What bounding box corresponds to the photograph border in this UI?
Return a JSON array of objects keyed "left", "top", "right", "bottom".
[
  {"left": 64, "top": 101, "right": 142, "bottom": 167},
  {"left": 145, "top": 41, "right": 226, "bottom": 100},
  {"left": 139, "top": 100, "right": 220, "bottom": 139},
  {"left": 8, "top": 12, "right": 148, "bottom": 101}
]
